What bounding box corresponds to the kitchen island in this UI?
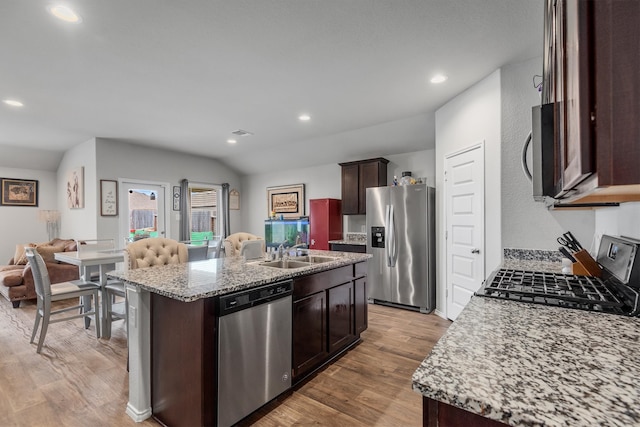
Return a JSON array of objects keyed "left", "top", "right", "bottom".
[
  {"left": 109, "top": 250, "right": 371, "bottom": 426},
  {"left": 412, "top": 295, "right": 640, "bottom": 426}
]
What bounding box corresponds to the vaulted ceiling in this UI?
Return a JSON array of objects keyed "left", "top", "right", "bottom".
[{"left": 0, "top": 1, "right": 543, "bottom": 175}]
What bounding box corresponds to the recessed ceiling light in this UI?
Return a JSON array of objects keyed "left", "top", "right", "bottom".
[
  {"left": 298, "top": 114, "right": 311, "bottom": 122},
  {"left": 47, "top": 4, "right": 82, "bottom": 23},
  {"left": 430, "top": 74, "right": 448, "bottom": 84},
  {"left": 3, "top": 99, "right": 24, "bottom": 107},
  {"left": 227, "top": 139, "right": 237, "bottom": 144}
]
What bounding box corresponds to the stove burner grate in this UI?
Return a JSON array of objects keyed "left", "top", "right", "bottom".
[{"left": 482, "top": 269, "right": 625, "bottom": 309}]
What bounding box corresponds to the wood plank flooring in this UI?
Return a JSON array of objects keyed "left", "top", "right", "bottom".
[{"left": 0, "top": 299, "right": 450, "bottom": 426}]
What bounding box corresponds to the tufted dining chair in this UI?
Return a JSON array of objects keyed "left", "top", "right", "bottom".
[
  {"left": 223, "top": 233, "right": 265, "bottom": 257},
  {"left": 124, "top": 237, "right": 188, "bottom": 270}
]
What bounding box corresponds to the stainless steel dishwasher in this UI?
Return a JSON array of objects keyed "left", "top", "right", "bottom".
[{"left": 217, "top": 280, "right": 293, "bottom": 427}]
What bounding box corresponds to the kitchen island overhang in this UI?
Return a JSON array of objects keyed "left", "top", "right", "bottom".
[{"left": 108, "top": 250, "right": 371, "bottom": 425}]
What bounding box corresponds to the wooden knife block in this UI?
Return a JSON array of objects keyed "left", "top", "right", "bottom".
[{"left": 572, "top": 249, "right": 602, "bottom": 277}]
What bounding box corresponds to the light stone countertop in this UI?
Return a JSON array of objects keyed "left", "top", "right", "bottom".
[
  {"left": 108, "top": 250, "right": 371, "bottom": 302},
  {"left": 412, "top": 256, "right": 640, "bottom": 426}
]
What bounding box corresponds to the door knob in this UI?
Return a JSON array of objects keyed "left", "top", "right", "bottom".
[{"left": 471, "top": 248, "right": 480, "bottom": 254}]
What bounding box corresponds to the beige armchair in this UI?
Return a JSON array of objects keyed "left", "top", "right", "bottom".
[
  {"left": 223, "top": 233, "right": 265, "bottom": 257},
  {"left": 124, "top": 237, "right": 188, "bottom": 270}
]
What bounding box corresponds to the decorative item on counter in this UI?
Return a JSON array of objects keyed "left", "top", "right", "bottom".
[
  {"left": 270, "top": 210, "right": 276, "bottom": 219},
  {"left": 399, "top": 171, "right": 416, "bottom": 185},
  {"left": 392, "top": 176, "right": 398, "bottom": 186}
]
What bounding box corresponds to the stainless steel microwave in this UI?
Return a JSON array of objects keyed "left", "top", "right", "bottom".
[{"left": 530, "top": 103, "right": 555, "bottom": 201}]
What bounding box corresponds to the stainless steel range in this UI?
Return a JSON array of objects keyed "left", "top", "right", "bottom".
[{"left": 477, "top": 235, "right": 640, "bottom": 316}]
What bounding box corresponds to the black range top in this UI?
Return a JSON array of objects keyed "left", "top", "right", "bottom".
[
  {"left": 478, "top": 268, "right": 638, "bottom": 315},
  {"left": 477, "top": 235, "right": 640, "bottom": 317}
]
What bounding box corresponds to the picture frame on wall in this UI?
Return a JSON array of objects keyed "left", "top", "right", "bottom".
[
  {"left": 266, "top": 184, "right": 305, "bottom": 219},
  {"left": 0, "top": 178, "right": 38, "bottom": 207},
  {"left": 66, "top": 166, "right": 84, "bottom": 209},
  {"left": 100, "top": 180, "right": 118, "bottom": 216},
  {"left": 230, "top": 189, "right": 240, "bottom": 210}
]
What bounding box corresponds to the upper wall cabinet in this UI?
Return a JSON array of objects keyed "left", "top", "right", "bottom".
[
  {"left": 339, "top": 158, "right": 388, "bottom": 215},
  {"left": 544, "top": 0, "right": 640, "bottom": 204}
]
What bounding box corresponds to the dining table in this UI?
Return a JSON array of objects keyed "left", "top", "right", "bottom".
[{"left": 54, "top": 249, "right": 125, "bottom": 338}]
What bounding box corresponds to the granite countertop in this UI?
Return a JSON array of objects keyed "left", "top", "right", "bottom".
[
  {"left": 108, "top": 250, "right": 371, "bottom": 302},
  {"left": 412, "top": 253, "right": 640, "bottom": 426},
  {"left": 329, "top": 232, "right": 367, "bottom": 246}
]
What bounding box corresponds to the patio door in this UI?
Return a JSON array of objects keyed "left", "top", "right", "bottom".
[{"left": 119, "top": 180, "right": 169, "bottom": 246}]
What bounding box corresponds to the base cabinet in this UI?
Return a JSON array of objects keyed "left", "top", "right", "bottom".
[
  {"left": 292, "top": 291, "right": 328, "bottom": 379},
  {"left": 292, "top": 262, "right": 368, "bottom": 384},
  {"left": 354, "top": 277, "right": 367, "bottom": 335},
  {"left": 327, "top": 281, "right": 355, "bottom": 353},
  {"left": 423, "top": 397, "right": 507, "bottom": 427}
]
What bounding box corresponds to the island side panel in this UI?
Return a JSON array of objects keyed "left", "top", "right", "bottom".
[
  {"left": 151, "top": 293, "right": 217, "bottom": 427},
  {"left": 423, "top": 396, "right": 509, "bottom": 426}
]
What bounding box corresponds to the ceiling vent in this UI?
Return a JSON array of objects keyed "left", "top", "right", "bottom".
[{"left": 231, "top": 129, "right": 254, "bottom": 137}]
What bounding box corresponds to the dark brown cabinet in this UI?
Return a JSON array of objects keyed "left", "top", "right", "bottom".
[
  {"left": 354, "top": 277, "right": 368, "bottom": 335},
  {"left": 292, "top": 291, "right": 327, "bottom": 379},
  {"left": 544, "top": 0, "right": 640, "bottom": 203},
  {"left": 327, "top": 281, "right": 355, "bottom": 353},
  {"left": 330, "top": 242, "right": 367, "bottom": 253},
  {"left": 292, "top": 262, "right": 368, "bottom": 383},
  {"left": 339, "top": 158, "right": 388, "bottom": 214}
]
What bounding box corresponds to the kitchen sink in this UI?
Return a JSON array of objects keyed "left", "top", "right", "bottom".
[
  {"left": 290, "top": 255, "right": 338, "bottom": 264},
  {"left": 259, "top": 260, "right": 312, "bottom": 269}
]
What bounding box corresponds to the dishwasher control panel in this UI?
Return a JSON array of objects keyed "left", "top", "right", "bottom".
[{"left": 218, "top": 280, "right": 293, "bottom": 315}]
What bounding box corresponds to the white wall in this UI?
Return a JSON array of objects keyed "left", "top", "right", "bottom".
[
  {"left": 435, "top": 70, "right": 502, "bottom": 317},
  {"left": 0, "top": 167, "right": 58, "bottom": 262},
  {"left": 500, "top": 57, "right": 595, "bottom": 250},
  {"left": 57, "top": 138, "right": 98, "bottom": 239},
  {"left": 95, "top": 139, "right": 242, "bottom": 241},
  {"left": 241, "top": 163, "right": 342, "bottom": 237},
  {"left": 344, "top": 149, "right": 437, "bottom": 234},
  {"left": 240, "top": 149, "right": 437, "bottom": 240}
]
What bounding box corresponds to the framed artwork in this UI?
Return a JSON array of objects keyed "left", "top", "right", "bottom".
[
  {"left": 66, "top": 167, "right": 84, "bottom": 209},
  {"left": 230, "top": 189, "right": 240, "bottom": 210},
  {"left": 267, "top": 184, "right": 305, "bottom": 219},
  {"left": 173, "top": 186, "right": 181, "bottom": 211},
  {"left": 0, "top": 178, "right": 38, "bottom": 207},
  {"left": 100, "top": 180, "right": 118, "bottom": 216}
]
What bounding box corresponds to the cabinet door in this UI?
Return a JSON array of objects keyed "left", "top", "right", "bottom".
[
  {"left": 358, "top": 162, "right": 382, "bottom": 214},
  {"left": 559, "top": 0, "right": 594, "bottom": 195},
  {"left": 327, "top": 281, "right": 355, "bottom": 353},
  {"left": 341, "top": 164, "right": 360, "bottom": 214},
  {"left": 354, "top": 277, "right": 368, "bottom": 336},
  {"left": 292, "top": 292, "right": 327, "bottom": 379}
]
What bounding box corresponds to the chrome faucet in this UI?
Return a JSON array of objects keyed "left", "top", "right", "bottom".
[{"left": 277, "top": 243, "right": 286, "bottom": 260}]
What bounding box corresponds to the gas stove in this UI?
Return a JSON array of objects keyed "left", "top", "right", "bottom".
[{"left": 477, "top": 235, "right": 640, "bottom": 316}]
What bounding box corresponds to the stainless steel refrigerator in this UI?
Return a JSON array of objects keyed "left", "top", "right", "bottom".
[{"left": 366, "top": 184, "right": 435, "bottom": 313}]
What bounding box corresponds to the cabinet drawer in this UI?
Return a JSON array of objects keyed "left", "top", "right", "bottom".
[{"left": 293, "top": 265, "right": 353, "bottom": 299}]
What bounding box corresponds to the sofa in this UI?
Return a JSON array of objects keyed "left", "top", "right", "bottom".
[{"left": 0, "top": 238, "right": 80, "bottom": 308}]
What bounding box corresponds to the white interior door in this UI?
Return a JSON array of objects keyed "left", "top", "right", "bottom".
[
  {"left": 119, "top": 180, "right": 169, "bottom": 246},
  {"left": 445, "top": 143, "right": 485, "bottom": 321}
]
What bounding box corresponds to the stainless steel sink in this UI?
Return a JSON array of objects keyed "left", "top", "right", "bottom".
[
  {"left": 290, "top": 255, "right": 338, "bottom": 264},
  {"left": 259, "top": 260, "right": 312, "bottom": 269}
]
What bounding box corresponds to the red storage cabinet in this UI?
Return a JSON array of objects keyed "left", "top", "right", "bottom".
[{"left": 309, "top": 199, "right": 342, "bottom": 250}]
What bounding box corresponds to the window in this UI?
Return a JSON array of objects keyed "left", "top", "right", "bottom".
[{"left": 188, "top": 186, "right": 220, "bottom": 242}]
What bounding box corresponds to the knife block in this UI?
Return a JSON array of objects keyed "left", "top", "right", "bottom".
[{"left": 572, "top": 249, "right": 602, "bottom": 277}]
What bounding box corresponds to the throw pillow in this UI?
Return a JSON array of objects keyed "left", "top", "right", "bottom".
[
  {"left": 14, "top": 243, "right": 36, "bottom": 265},
  {"left": 35, "top": 244, "right": 66, "bottom": 263}
]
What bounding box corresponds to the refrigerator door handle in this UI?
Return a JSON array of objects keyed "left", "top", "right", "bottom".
[
  {"left": 389, "top": 204, "right": 397, "bottom": 267},
  {"left": 385, "top": 205, "right": 392, "bottom": 267}
]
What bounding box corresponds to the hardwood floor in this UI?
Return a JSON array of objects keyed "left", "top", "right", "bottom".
[{"left": 0, "top": 299, "right": 450, "bottom": 426}]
